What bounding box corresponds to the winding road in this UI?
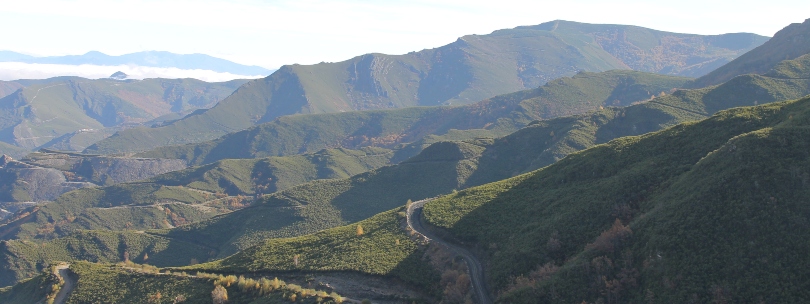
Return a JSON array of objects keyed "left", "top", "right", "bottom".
[
  {"left": 53, "top": 264, "right": 76, "bottom": 304},
  {"left": 407, "top": 199, "right": 493, "bottom": 304}
]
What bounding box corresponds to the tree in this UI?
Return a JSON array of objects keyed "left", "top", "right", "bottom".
[
  {"left": 212, "top": 285, "right": 228, "bottom": 304},
  {"left": 356, "top": 224, "right": 364, "bottom": 236},
  {"left": 147, "top": 292, "right": 162, "bottom": 303}
]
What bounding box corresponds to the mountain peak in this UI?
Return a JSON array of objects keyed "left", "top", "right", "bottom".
[{"left": 109, "top": 71, "right": 127, "bottom": 80}]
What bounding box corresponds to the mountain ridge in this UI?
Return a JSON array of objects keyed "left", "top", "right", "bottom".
[{"left": 87, "top": 20, "right": 766, "bottom": 153}]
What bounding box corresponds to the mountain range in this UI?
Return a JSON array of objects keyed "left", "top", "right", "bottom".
[
  {"left": 2, "top": 18, "right": 810, "bottom": 304},
  {"left": 0, "top": 51, "right": 274, "bottom": 76},
  {"left": 85, "top": 20, "right": 768, "bottom": 154}
]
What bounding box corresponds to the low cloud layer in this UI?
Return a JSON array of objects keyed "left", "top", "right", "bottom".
[{"left": 0, "top": 62, "right": 264, "bottom": 82}]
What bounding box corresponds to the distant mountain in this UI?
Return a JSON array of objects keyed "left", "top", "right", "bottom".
[
  {"left": 0, "top": 82, "right": 23, "bottom": 100},
  {"left": 87, "top": 20, "right": 767, "bottom": 153},
  {"left": 0, "top": 77, "right": 249, "bottom": 151},
  {"left": 0, "top": 51, "right": 274, "bottom": 76},
  {"left": 692, "top": 18, "right": 810, "bottom": 87}
]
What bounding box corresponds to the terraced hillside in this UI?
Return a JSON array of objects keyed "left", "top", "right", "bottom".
[
  {"left": 423, "top": 96, "right": 810, "bottom": 303},
  {"left": 88, "top": 20, "right": 765, "bottom": 154}
]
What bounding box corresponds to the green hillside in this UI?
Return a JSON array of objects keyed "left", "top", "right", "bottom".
[
  {"left": 0, "top": 146, "right": 394, "bottom": 242},
  {"left": 2, "top": 62, "right": 806, "bottom": 263},
  {"left": 0, "top": 230, "right": 211, "bottom": 286},
  {"left": 693, "top": 18, "right": 810, "bottom": 87},
  {"left": 423, "top": 96, "right": 810, "bottom": 303},
  {"left": 1, "top": 261, "right": 345, "bottom": 304},
  {"left": 155, "top": 140, "right": 487, "bottom": 257},
  {"left": 188, "top": 208, "right": 441, "bottom": 293},
  {"left": 87, "top": 20, "right": 764, "bottom": 154},
  {"left": 765, "top": 52, "right": 810, "bottom": 79},
  {"left": 0, "top": 77, "right": 247, "bottom": 150},
  {"left": 150, "top": 146, "right": 393, "bottom": 195},
  {"left": 0, "top": 209, "right": 443, "bottom": 301},
  {"left": 121, "top": 70, "right": 690, "bottom": 164}
]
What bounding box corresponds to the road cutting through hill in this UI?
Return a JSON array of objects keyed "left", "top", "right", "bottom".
[{"left": 407, "top": 198, "right": 493, "bottom": 304}]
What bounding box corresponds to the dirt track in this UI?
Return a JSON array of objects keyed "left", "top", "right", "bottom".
[
  {"left": 53, "top": 264, "right": 75, "bottom": 304},
  {"left": 407, "top": 199, "right": 493, "bottom": 304}
]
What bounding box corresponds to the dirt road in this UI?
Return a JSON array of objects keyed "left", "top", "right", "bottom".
[
  {"left": 53, "top": 264, "right": 76, "bottom": 304},
  {"left": 407, "top": 199, "right": 493, "bottom": 304}
]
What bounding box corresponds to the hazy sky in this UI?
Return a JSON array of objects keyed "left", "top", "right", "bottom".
[{"left": 1, "top": 0, "right": 808, "bottom": 69}]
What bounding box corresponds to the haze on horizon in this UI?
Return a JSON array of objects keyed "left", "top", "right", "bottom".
[{"left": 0, "top": 0, "right": 808, "bottom": 81}]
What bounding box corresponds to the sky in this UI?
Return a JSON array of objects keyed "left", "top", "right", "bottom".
[{"left": 0, "top": 0, "right": 808, "bottom": 80}]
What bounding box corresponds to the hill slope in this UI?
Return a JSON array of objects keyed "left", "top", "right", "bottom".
[
  {"left": 87, "top": 20, "right": 764, "bottom": 153},
  {"left": 120, "top": 70, "right": 690, "bottom": 164},
  {"left": 693, "top": 18, "right": 810, "bottom": 87},
  {"left": 0, "top": 77, "right": 248, "bottom": 150},
  {"left": 423, "top": 96, "right": 810, "bottom": 303},
  {"left": 152, "top": 66, "right": 810, "bottom": 258},
  {"left": 2, "top": 59, "right": 807, "bottom": 259},
  {"left": 1, "top": 59, "right": 807, "bottom": 292},
  {"left": 0, "top": 147, "right": 394, "bottom": 242}
]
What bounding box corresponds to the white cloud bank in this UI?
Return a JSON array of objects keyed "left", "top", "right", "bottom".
[{"left": 0, "top": 62, "right": 265, "bottom": 82}]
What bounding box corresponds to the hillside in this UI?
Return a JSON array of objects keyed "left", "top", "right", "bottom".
[
  {"left": 0, "top": 82, "right": 23, "bottom": 100},
  {"left": 1, "top": 49, "right": 806, "bottom": 291},
  {"left": 146, "top": 66, "right": 810, "bottom": 258},
  {"left": 0, "top": 143, "right": 28, "bottom": 159},
  {"left": 87, "top": 20, "right": 764, "bottom": 154},
  {"left": 0, "top": 230, "right": 211, "bottom": 286},
  {"left": 117, "top": 70, "right": 690, "bottom": 163},
  {"left": 155, "top": 140, "right": 489, "bottom": 257},
  {"left": 1, "top": 58, "right": 807, "bottom": 265},
  {"left": 188, "top": 208, "right": 441, "bottom": 295},
  {"left": 0, "top": 77, "right": 248, "bottom": 150},
  {"left": 0, "top": 151, "right": 187, "bottom": 204},
  {"left": 0, "top": 261, "right": 350, "bottom": 304},
  {"left": 0, "top": 147, "right": 394, "bottom": 242},
  {"left": 423, "top": 96, "right": 810, "bottom": 303},
  {"left": 693, "top": 18, "right": 810, "bottom": 87}
]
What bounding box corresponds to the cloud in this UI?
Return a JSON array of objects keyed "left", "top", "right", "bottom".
[{"left": 0, "top": 62, "right": 264, "bottom": 82}]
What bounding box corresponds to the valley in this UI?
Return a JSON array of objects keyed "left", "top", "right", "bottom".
[{"left": 0, "top": 14, "right": 809, "bottom": 304}]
